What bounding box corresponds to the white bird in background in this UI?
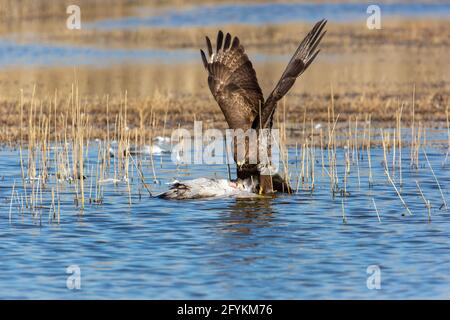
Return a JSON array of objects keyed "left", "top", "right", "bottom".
[{"left": 109, "top": 136, "right": 171, "bottom": 157}]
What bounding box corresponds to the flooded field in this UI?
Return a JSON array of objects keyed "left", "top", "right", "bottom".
[{"left": 0, "top": 0, "right": 449, "bottom": 299}]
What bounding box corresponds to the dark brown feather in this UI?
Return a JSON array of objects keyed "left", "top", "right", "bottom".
[
  {"left": 200, "top": 50, "right": 208, "bottom": 69},
  {"left": 205, "top": 36, "right": 213, "bottom": 56},
  {"left": 223, "top": 33, "right": 231, "bottom": 50},
  {"left": 253, "top": 19, "right": 327, "bottom": 129},
  {"left": 216, "top": 30, "right": 224, "bottom": 52},
  {"left": 201, "top": 30, "right": 264, "bottom": 131}
]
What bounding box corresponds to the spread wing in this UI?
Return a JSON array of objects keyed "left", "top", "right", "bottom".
[
  {"left": 253, "top": 19, "right": 327, "bottom": 129},
  {"left": 200, "top": 31, "right": 264, "bottom": 130}
]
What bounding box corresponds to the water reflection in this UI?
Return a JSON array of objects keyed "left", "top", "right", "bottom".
[{"left": 221, "top": 197, "right": 275, "bottom": 235}]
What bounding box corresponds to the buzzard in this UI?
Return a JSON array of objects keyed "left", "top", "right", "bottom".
[{"left": 200, "top": 19, "right": 327, "bottom": 194}]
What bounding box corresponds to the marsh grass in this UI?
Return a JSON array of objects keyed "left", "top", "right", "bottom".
[
  {"left": 3, "top": 84, "right": 449, "bottom": 225},
  {"left": 9, "top": 84, "right": 161, "bottom": 221}
]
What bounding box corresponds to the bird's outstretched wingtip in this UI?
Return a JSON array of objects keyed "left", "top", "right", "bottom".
[
  {"left": 217, "top": 30, "right": 224, "bottom": 51},
  {"left": 200, "top": 49, "right": 208, "bottom": 68},
  {"left": 315, "top": 19, "right": 327, "bottom": 30}
]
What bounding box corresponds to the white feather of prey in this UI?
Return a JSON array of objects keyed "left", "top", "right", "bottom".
[{"left": 157, "top": 177, "right": 257, "bottom": 200}]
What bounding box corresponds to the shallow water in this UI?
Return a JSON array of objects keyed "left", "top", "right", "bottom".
[
  {"left": 1, "top": 2, "right": 449, "bottom": 69},
  {"left": 0, "top": 39, "right": 199, "bottom": 68},
  {"left": 92, "top": 2, "right": 450, "bottom": 30},
  {"left": 0, "top": 133, "right": 449, "bottom": 299},
  {"left": 0, "top": 39, "right": 293, "bottom": 68}
]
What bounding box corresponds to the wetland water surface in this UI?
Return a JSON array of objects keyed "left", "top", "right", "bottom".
[
  {"left": 92, "top": 2, "right": 450, "bottom": 29},
  {"left": 1, "top": 133, "right": 449, "bottom": 299}
]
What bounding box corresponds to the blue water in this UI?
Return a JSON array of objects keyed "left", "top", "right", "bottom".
[
  {"left": 0, "top": 39, "right": 291, "bottom": 68},
  {"left": 91, "top": 2, "right": 450, "bottom": 30},
  {"left": 0, "top": 39, "right": 199, "bottom": 68},
  {"left": 0, "top": 135, "right": 449, "bottom": 299}
]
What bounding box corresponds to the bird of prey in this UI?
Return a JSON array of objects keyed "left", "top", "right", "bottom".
[
  {"left": 200, "top": 19, "right": 327, "bottom": 194},
  {"left": 158, "top": 20, "right": 326, "bottom": 199}
]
